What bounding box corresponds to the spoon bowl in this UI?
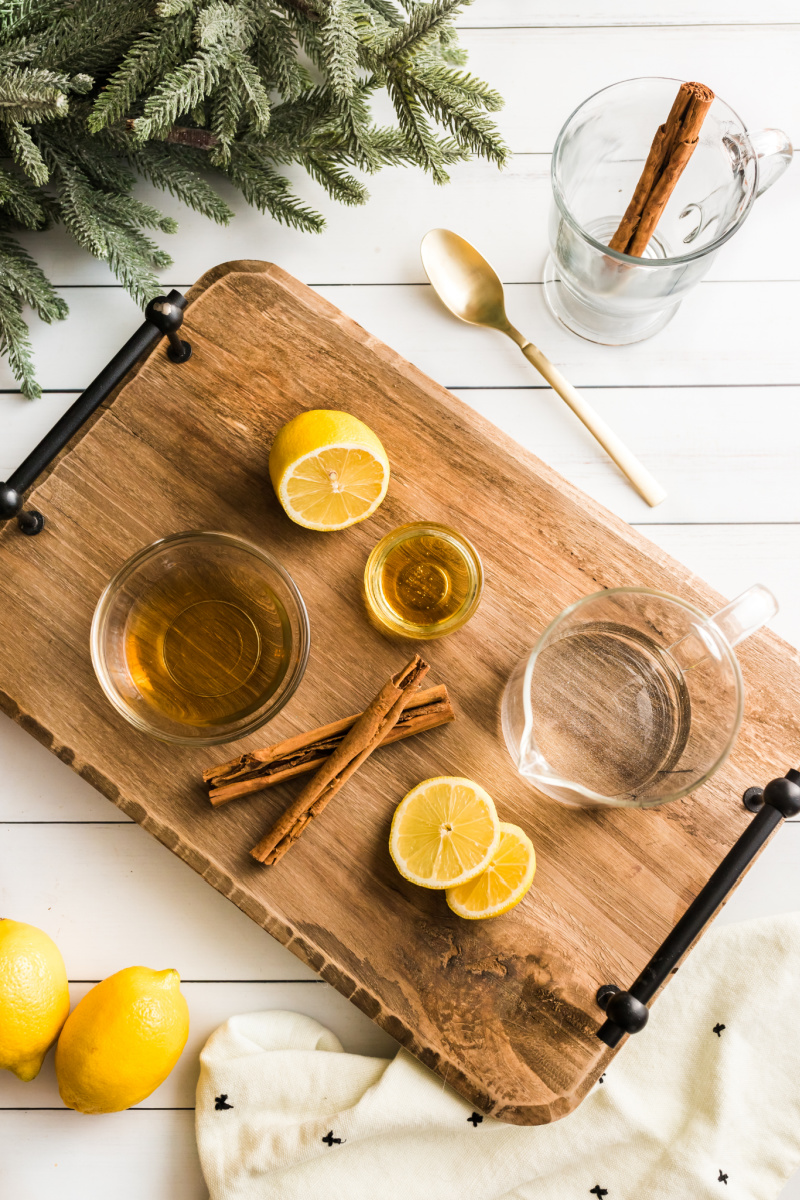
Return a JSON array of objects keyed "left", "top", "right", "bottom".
[{"left": 420, "top": 229, "right": 510, "bottom": 332}]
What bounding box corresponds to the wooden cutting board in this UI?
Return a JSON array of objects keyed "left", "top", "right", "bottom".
[{"left": 2, "top": 260, "right": 799, "bottom": 1125}]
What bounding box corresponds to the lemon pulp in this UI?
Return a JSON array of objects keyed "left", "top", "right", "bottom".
[
  {"left": 269, "top": 410, "right": 390, "bottom": 531},
  {"left": 446, "top": 823, "right": 536, "bottom": 919},
  {"left": 283, "top": 445, "right": 387, "bottom": 527},
  {"left": 389, "top": 776, "right": 500, "bottom": 890}
]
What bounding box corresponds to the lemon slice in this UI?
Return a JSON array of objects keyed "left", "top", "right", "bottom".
[
  {"left": 389, "top": 776, "right": 500, "bottom": 890},
  {"left": 269, "top": 410, "right": 390, "bottom": 531},
  {"left": 446, "top": 823, "right": 536, "bottom": 919}
]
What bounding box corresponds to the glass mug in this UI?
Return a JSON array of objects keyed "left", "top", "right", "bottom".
[
  {"left": 502, "top": 585, "right": 778, "bottom": 809},
  {"left": 544, "top": 77, "right": 792, "bottom": 344}
]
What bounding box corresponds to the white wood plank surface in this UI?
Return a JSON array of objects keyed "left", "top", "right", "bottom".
[
  {"left": 0, "top": 824, "right": 313, "bottom": 981},
  {"left": 641, "top": 525, "right": 800, "bottom": 649},
  {"left": 2, "top": 280, "right": 800, "bottom": 395},
  {"left": 11, "top": 151, "right": 798, "bottom": 287},
  {"left": 4, "top": 385, "right": 799, "bottom": 526},
  {"left": 1, "top": 1112, "right": 206, "bottom": 1200},
  {"left": 0, "top": 980, "right": 397, "bottom": 1110},
  {"left": 455, "top": 387, "right": 800, "bottom": 528},
  {"left": 2, "top": 6, "right": 799, "bottom": 1198},
  {"left": 456, "top": 3, "right": 800, "bottom": 26},
  {"left": 459, "top": 26, "right": 800, "bottom": 150}
]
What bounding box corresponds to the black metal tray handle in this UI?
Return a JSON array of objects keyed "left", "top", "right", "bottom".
[
  {"left": 596, "top": 770, "right": 800, "bottom": 1046},
  {"left": 0, "top": 292, "right": 190, "bottom": 536}
]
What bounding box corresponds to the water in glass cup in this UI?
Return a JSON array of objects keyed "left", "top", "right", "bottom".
[
  {"left": 530, "top": 621, "right": 691, "bottom": 800},
  {"left": 502, "top": 585, "right": 778, "bottom": 809}
]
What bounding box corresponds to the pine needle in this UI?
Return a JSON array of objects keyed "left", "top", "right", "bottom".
[{"left": 0, "top": 0, "right": 504, "bottom": 395}]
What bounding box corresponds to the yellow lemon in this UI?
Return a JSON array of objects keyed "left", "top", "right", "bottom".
[
  {"left": 0, "top": 919, "right": 70, "bottom": 1081},
  {"left": 55, "top": 966, "right": 189, "bottom": 1114},
  {"left": 269, "top": 409, "right": 390, "bottom": 531},
  {"left": 446, "top": 823, "right": 536, "bottom": 920},
  {"left": 389, "top": 776, "right": 500, "bottom": 889}
]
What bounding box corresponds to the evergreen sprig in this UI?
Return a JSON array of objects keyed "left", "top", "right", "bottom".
[
  {"left": 0, "top": 232, "right": 68, "bottom": 398},
  {"left": 0, "top": 0, "right": 506, "bottom": 397}
]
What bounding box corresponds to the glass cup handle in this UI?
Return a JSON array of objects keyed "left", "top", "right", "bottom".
[
  {"left": 670, "top": 584, "right": 778, "bottom": 671},
  {"left": 709, "top": 584, "right": 779, "bottom": 647},
  {"left": 750, "top": 129, "right": 793, "bottom": 198}
]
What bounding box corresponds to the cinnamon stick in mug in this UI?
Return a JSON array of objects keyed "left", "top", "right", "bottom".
[
  {"left": 250, "top": 654, "right": 429, "bottom": 866},
  {"left": 609, "top": 81, "right": 715, "bottom": 257}
]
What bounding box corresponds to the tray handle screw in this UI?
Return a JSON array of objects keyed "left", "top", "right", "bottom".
[
  {"left": 596, "top": 984, "right": 649, "bottom": 1034},
  {"left": 742, "top": 786, "right": 764, "bottom": 812},
  {"left": 17, "top": 510, "right": 45, "bottom": 535},
  {"left": 145, "top": 297, "right": 192, "bottom": 363}
]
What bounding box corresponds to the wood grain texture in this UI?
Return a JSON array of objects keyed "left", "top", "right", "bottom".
[
  {"left": 1, "top": 260, "right": 799, "bottom": 1124},
  {"left": 7, "top": 385, "right": 800, "bottom": 530}
]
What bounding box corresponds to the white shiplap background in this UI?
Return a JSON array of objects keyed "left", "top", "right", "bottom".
[{"left": 2, "top": 5, "right": 800, "bottom": 1196}]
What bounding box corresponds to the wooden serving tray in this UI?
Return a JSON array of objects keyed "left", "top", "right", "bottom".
[{"left": 2, "top": 261, "right": 799, "bottom": 1124}]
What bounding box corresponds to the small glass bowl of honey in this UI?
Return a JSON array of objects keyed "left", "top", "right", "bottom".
[
  {"left": 91, "top": 531, "right": 310, "bottom": 745},
  {"left": 364, "top": 522, "right": 483, "bottom": 640}
]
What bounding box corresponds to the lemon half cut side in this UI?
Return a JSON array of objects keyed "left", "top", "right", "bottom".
[
  {"left": 269, "top": 410, "right": 390, "bottom": 532},
  {"left": 389, "top": 776, "right": 500, "bottom": 890}
]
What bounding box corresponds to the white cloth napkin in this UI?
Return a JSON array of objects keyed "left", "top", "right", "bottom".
[{"left": 196, "top": 914, "right": 800, "bottom": 1200}]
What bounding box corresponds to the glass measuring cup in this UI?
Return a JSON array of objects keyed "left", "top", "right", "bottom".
[
  {"left": 544, "top": 77, "right": 792, "bottom": 344},
  {"left": 502, "top": 585, "right": 778, "bottom": 809}
]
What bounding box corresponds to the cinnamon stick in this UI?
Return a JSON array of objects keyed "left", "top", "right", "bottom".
[
  {"left": 250, "top": 654, "right": 429, "bottom": 865},
  {"left": 204, "top": 684, "right": 454, "bottom": 806},
  {"left": 609, "top": 81, "right": 715, "bottom": 257}
]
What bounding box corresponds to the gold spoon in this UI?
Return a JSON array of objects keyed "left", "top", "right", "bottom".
[{"left": 420, "top": 229, "right": 666, "bottom": 507}]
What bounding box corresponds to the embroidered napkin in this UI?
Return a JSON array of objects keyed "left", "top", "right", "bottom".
[{"left": 196, "top": 913, "right": 800, "bottom": 1199}]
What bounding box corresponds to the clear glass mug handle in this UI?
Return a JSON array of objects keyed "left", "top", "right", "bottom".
[
  {"left": 671, "top": 584, "right": 779, "bottom": 671},
  {"left": 751, "top": 128, "right": 793, "bottom": 197},
  {"left": 709, "top": 583, "right": 779, "bottom": 646},
  {"left": 681, "top": 130, "right": 792, "bottom": 243}
]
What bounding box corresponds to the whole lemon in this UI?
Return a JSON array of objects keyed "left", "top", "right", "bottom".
[
  {"left": 55, "top": 966, "right": 189, "bottom": 1114},
  {"left": 0, "top": 918, "right": 70, "bottom": 1081}
]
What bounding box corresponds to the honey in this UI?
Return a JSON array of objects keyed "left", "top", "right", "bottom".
[
  {"left": 124, "top": 556, "right": 293, "bottom": 728},
  {"left": 364, "top": 523, "right": 482, "bottom": 639}
]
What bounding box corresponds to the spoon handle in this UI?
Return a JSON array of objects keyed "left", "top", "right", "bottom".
[{"left": 517, "top": 340, "right": 667, "bottom": 507}]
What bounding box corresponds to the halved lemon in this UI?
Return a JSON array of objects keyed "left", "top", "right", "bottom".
[
  {"left": 269, "top": 409, "right": 390, "bottom": 531},
  {"left": 389, "top": 777, "right": 500, "bottom": 890},
  {"left": 446, "top": 822, "right": 536, "bottom": 920}
]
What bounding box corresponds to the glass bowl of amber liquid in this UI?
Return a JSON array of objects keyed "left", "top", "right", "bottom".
[
  {"left": 364, "top": 522, "right": 483, "bottom": 640},
  {"left": 91, "top": 531, "right": 310, "bottom": 746}
]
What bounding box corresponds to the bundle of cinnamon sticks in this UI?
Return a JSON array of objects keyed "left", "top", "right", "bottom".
[
  {"left": 203, "top": 654, "right": 455, "bottom": 867},
  {"left": 204, "top": 682, "right": 454, "bottom": 805},
  {"left": 609, "top": 81, "right": 714, "bottom": 257}
]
